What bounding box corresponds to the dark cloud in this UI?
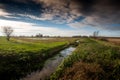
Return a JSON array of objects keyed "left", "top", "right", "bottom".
[
  {"left": 0, "top": 0, "right": 120, "bottom": 30},
  {"left": 0, "top": 0, "right": 43, "bottom": 16},
  {"left": 69, "top": 0, "right": 96, "bottom": 15}
]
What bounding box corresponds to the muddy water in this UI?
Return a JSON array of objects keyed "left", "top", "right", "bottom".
[{"left": 22, "top": 47, "right": 75, "bottom": 80}]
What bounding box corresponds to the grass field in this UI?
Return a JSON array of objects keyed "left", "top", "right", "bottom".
[
  {"left": 0, "top": 37, "right": 70, "bottom": 53},
  {"left": 1, "top": 37, "right": 120, "bottom": 80},
  {"left": 0, "top": 37, "right": 77, "bottom": 80},
  {"left": 50, "top": 38, "right": 120, "bottom": 80}
]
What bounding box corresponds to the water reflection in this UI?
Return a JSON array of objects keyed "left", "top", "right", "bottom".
[{"left": 22, "top": 47, "right": 75, "bottom": 80}]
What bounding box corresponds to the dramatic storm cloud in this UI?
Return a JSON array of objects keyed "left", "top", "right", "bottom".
[{"left": 0, "top": 0, "right": 120, "bottom": 36}]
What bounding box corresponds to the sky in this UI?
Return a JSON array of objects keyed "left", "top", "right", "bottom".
[{"left": 0, "top": 0, "right": 120, "bottom": 37}]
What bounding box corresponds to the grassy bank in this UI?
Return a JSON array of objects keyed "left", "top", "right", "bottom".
[
  {"left": 50, "top": 38, "right": 120, "bottom": 80},
  {"left": 0, "top": 37, "right": 76, "bottom": 80}
]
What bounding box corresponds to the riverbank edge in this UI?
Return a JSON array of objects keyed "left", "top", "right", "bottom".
[
  {"left": 0, "top": 43, "right": 69, "bottom": 80},
  {"left": 50, "top": 38, "right": 120, "bottom": 80}
]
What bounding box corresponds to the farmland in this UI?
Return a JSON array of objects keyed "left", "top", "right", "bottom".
[
  {"left": 50, "top": 38, "right": 120, "bottom": 80},
  {"left": 107, "top": 38, "right": 120, "bottom": 45},
  {"left": 0, "top": 37, "right": 77, "bottom": 80}
]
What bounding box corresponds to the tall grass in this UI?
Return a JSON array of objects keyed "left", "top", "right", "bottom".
[{"left": 50, "top": 38, "right": 120, "bottom": 80}]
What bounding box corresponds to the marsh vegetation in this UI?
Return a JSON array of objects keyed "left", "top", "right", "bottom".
[{"left": 50, "top": 38, "right": 120, "bottom": 80}]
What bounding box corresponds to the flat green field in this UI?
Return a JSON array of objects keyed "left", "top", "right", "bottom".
[
  {"left": 0, "top": 37, "right": 68, "bottom": 54},
  {"left": 0, "top": 37, "right": 77, "bottom": 80},
  {"left": 50, "top": 38, "right": 120, "bottom": 80}
]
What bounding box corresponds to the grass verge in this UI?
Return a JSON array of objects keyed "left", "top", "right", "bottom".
[{"left": 50, "top": 38, "right": 120, "bottom": 80}]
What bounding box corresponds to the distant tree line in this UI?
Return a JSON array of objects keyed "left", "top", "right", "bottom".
[{"left": 1, "top": 26, "right": 100, "bottom": 40}]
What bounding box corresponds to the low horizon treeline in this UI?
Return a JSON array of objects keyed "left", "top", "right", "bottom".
[{"left": 0, "top": 35, "right": 120, "bottom": 38}]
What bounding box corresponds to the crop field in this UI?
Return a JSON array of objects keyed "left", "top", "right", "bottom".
[
  {"left": 107, "top": 38, "right": 120, "bottom": 45},
  {"left": 50, "top": 38, "right": 120, "bottom": 80},
  {"left": 0, "top": 37, "right": 77, "bottom": 80}
]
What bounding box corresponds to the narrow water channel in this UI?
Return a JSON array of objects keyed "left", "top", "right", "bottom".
[{"left": 22, "top": 46, "right": 76, "bottom": 80}]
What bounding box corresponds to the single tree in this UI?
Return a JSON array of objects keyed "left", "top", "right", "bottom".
[{"left": 2, "top": 26, "right": 13, "bottom": 41}]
